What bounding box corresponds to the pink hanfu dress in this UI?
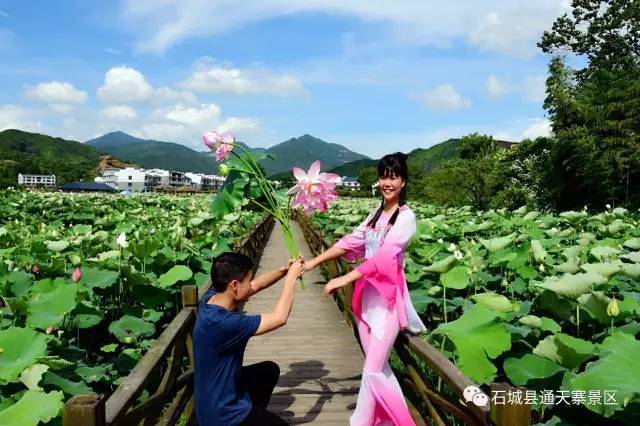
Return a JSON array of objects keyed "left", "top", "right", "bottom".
[{"left": 333, "top": 204, "right": 427, "bottom": 426}]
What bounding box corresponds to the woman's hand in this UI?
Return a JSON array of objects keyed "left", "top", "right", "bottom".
[
  {"left": 304, "top": 258, "right": 318, "bottom": 272},
  {"left": 323, "top": 276, "right": 350, "bottom": 298}
]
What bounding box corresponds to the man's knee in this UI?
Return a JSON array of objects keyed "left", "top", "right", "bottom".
[{"left": 264, "top": 361, "right": 280, "bottom": 384}]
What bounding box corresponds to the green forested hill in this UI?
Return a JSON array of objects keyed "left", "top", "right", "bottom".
[
  {"left": 262, "top": 134, "right": 369, "bottom": 175},
  {"left": 86, "top": 131, "right": 219, "bottom": 174},
  {"left": 0, "top": 129, "right": 101, "bottom": 188}
]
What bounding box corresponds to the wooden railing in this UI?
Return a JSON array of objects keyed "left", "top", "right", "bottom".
[
  {"left": 63, "top": 215, "right": 275, "bottom": 426},
  {"left": 295, "top": 211, "right": 531, "bottom": 426}
]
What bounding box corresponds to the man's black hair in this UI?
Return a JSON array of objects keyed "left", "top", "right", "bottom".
[{"left": 211, "top": 252, "right": 254, "bottom": 292}]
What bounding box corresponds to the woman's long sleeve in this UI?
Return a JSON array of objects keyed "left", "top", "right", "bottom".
[
  {"left": 355, "top": 210, "right": 416, "bottom": 277},
  {"left": 332, "top": 211, "right": 374, "bottom": 261}
]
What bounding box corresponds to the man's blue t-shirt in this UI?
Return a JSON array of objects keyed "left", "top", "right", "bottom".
[{"left": 193, "top": 289, "right": 261, "bottom": 426}]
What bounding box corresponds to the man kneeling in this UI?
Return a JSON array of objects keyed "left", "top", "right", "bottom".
[{"left": 194, "top": 252, "right": 304, "bottom": 425}]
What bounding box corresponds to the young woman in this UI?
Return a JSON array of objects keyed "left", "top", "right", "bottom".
[{"left": 304, "top": 153, "right": 426, "bottom": 425}]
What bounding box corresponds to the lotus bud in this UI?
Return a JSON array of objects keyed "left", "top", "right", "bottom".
[
  {"left": 32, "top": 265, "right": 40, "bottom": 275},
  {"left": 607, "top": 297, "right": 620, "bottom": 317},
  {"left": 46, "top": 325, "right": 55, "bottom": 335},
  {"left": 539, "top": 264, "right": 545, "bottom": 273},
  {"left": 448, "top": 243, "right": 457, "bottom": 252},
  {"left": 72, "top": 267, "right": 82, "bottom": 283},
  {"left": 124, "top": 336, "right": 134, "bottom": 344},
  {"left": 454, "top": 250, "right": 464, "bottom": 260},
  {"left": 219, "top": 163, "right": 230, "bottom": 177},
  {"left": 0, "top": 347, "right": 3, "bottom": 353},
  {"left": 437, "top": 238, "right": 444, "bottom": 244},
  {"left": 57, "top": 330, "right": 64, "bottom": 338},
  {"left": 117, "top": 232, "right": 128, "bottom": 248}
]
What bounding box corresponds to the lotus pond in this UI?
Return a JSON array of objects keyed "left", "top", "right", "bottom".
[
  {"left": 0, "top": 190, "right": 260, "bottom": 425},
  {"left": 312, "top": 198, "right": 640, "bottom": 425}
]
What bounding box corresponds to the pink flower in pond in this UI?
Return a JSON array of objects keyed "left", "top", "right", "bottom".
[
  {"left": 203, "top": 131, "right": 234, "bottom": 161},
  {"left": 288, "top": 160, "right": 340, "bottom": 214},
  {"left": 32, "top": 265, "right": 40, "bottom": 275},
  {"left": 72, "top": 267, "right": 82, "bottom": 283}
]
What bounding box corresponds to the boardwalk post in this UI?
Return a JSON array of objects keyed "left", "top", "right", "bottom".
[
  {"left": 182, "top": 285, "right": 199, "bottom": 309},
  {"left": 63, "top": 395, "right": 105, "bottom": 426},
  {"left": 490, "top": 382, "right": 531, "bottom": 426},
  {"left": 181, "top": 285, "right": 199, "bottom": 426}
]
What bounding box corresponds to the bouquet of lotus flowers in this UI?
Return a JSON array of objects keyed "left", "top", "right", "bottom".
[{"left": 203, "top": 130, "right": 340, "bottom": 288}]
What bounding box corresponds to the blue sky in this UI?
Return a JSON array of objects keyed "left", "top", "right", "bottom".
[{"left": 0, "top": 0, "right": 570, "bottom": 158}]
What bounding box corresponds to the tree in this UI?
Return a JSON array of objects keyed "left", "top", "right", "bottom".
[
  {"left": 538, "top": 0, "right": 640, "bottom": 209},
  {"left": 358, "top": 167, "right": 378, "bottom": 190},
  {"left": 458, "top": 133, "right": 496, "bottom": 160},
  {"left": 544, "top": 56, "right": 581, "bottom": 135},
  {"left": 539, "top": 0, "right": 640, "bottom": 76}
]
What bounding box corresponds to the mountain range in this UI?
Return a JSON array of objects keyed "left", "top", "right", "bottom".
[
  {"left": 0, "top": 128, "right": 501, "bottom": 189},
  {"left": 85, "top": 132, "right": 368, "bottom": 176}
]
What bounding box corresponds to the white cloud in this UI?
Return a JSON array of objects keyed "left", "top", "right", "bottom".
[
  {"left": 97, "top": 66, "right": 196, "bottom": 105},
  {"left": 486, "top": 75, "right": 510, "bottom": 98},
  {"left": 122, "top": 0, "right": 568, "bottom": 57},
  {"left": 484, "top": 74, "right": 546, "bottom": 102},
  {"left": 415, "top": 84, "right": 471, "bottom": 111},
  {"left": 521, "top": 118, "right": 551, "bottom": 140},
  {"left": 105, "top": 48, "right": 121, "bottom": 54},
  {"left": 180, "top": 60, "right": 309, "bottom": 98},
  {"left": 135, "top": 103, "right": 259, "bottom": 149},
  {"left": 0, "top": 104, "right": 42, "bottom": 132},
  {"left": 217, "top": 117, "right": 259, "bottom": 134},
  {"left": 24, "top": 81, "right": 87, "bottom": 105},
  {"left": 100, "top": 105, "right": 138, "bottom": 121},
  {"left": 97, "top": 67, "right": 154, "bottom": 103},
  {"left": 49, "top": 104, "right": 76, "bottom": 114},
  {"left": 162, "top": 103, "right": 221, "bottom": 127}
]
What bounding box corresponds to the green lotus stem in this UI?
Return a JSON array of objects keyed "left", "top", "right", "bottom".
[
  {"left": 229, "top": 145, "right": 305, "bottom": 288},
  {"left": 230, "top": 150, "right": 280, "bottom": 213},
  {"left": 436, "top": 336, "right": 447, "bottom": 392},
  {"left": 443, "top": 286, "right": 448, "bottom": 323},
  {"left": 576, "top": 306, "right": 580, "bottom": 337}
]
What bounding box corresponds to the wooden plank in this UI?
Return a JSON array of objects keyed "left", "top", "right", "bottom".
[
  {"left": 244, "top": 221, "right": 363, "bottom": 424},
  {"left": 105, "top": 309, "right": 195, "bottom": 425}
]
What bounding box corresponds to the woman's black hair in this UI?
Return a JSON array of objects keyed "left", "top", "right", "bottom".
[{"left": 367, "top": 152, "right": 409, "bottom": 229}]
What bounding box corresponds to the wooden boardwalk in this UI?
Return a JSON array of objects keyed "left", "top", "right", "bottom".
[{"left": 244, "top": 221, "right": 363, "bottom": 425}]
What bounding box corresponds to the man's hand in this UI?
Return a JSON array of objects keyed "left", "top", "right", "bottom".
[
  {"left": 286, "top": 258, "right": 305, "bottom": 281},
  {"left": 279, "top": 256, "right": 304, "bottom": 275}
]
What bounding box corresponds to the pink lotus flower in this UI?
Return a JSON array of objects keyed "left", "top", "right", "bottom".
[
  {"left": 32, "top": 265, "right": 40, "bottom": 275},
  {"left": 203, "top": 131, "right": 234, "bottom": 161},
  {"left": 72, "top": 267, "right": 82, "bottom": 283},
  {"left": 288, "top": 160, "right": 340, "bottom": 214}
]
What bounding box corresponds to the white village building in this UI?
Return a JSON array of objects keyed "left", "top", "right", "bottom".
[
  {"left": 95, "top": 167, "right": 226, "bottom": 192},
  {"left": 18, "top": 174, "right": 56, "bottom": 188},
  {"left": 338, "top": 176, "right": 361, "bottom": 191},
  {"left": 94, "top": 167, "right": 146, "bottom": 192},
  {"left": 185, "top": 173, "right": 225, "bottom": 191}
]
